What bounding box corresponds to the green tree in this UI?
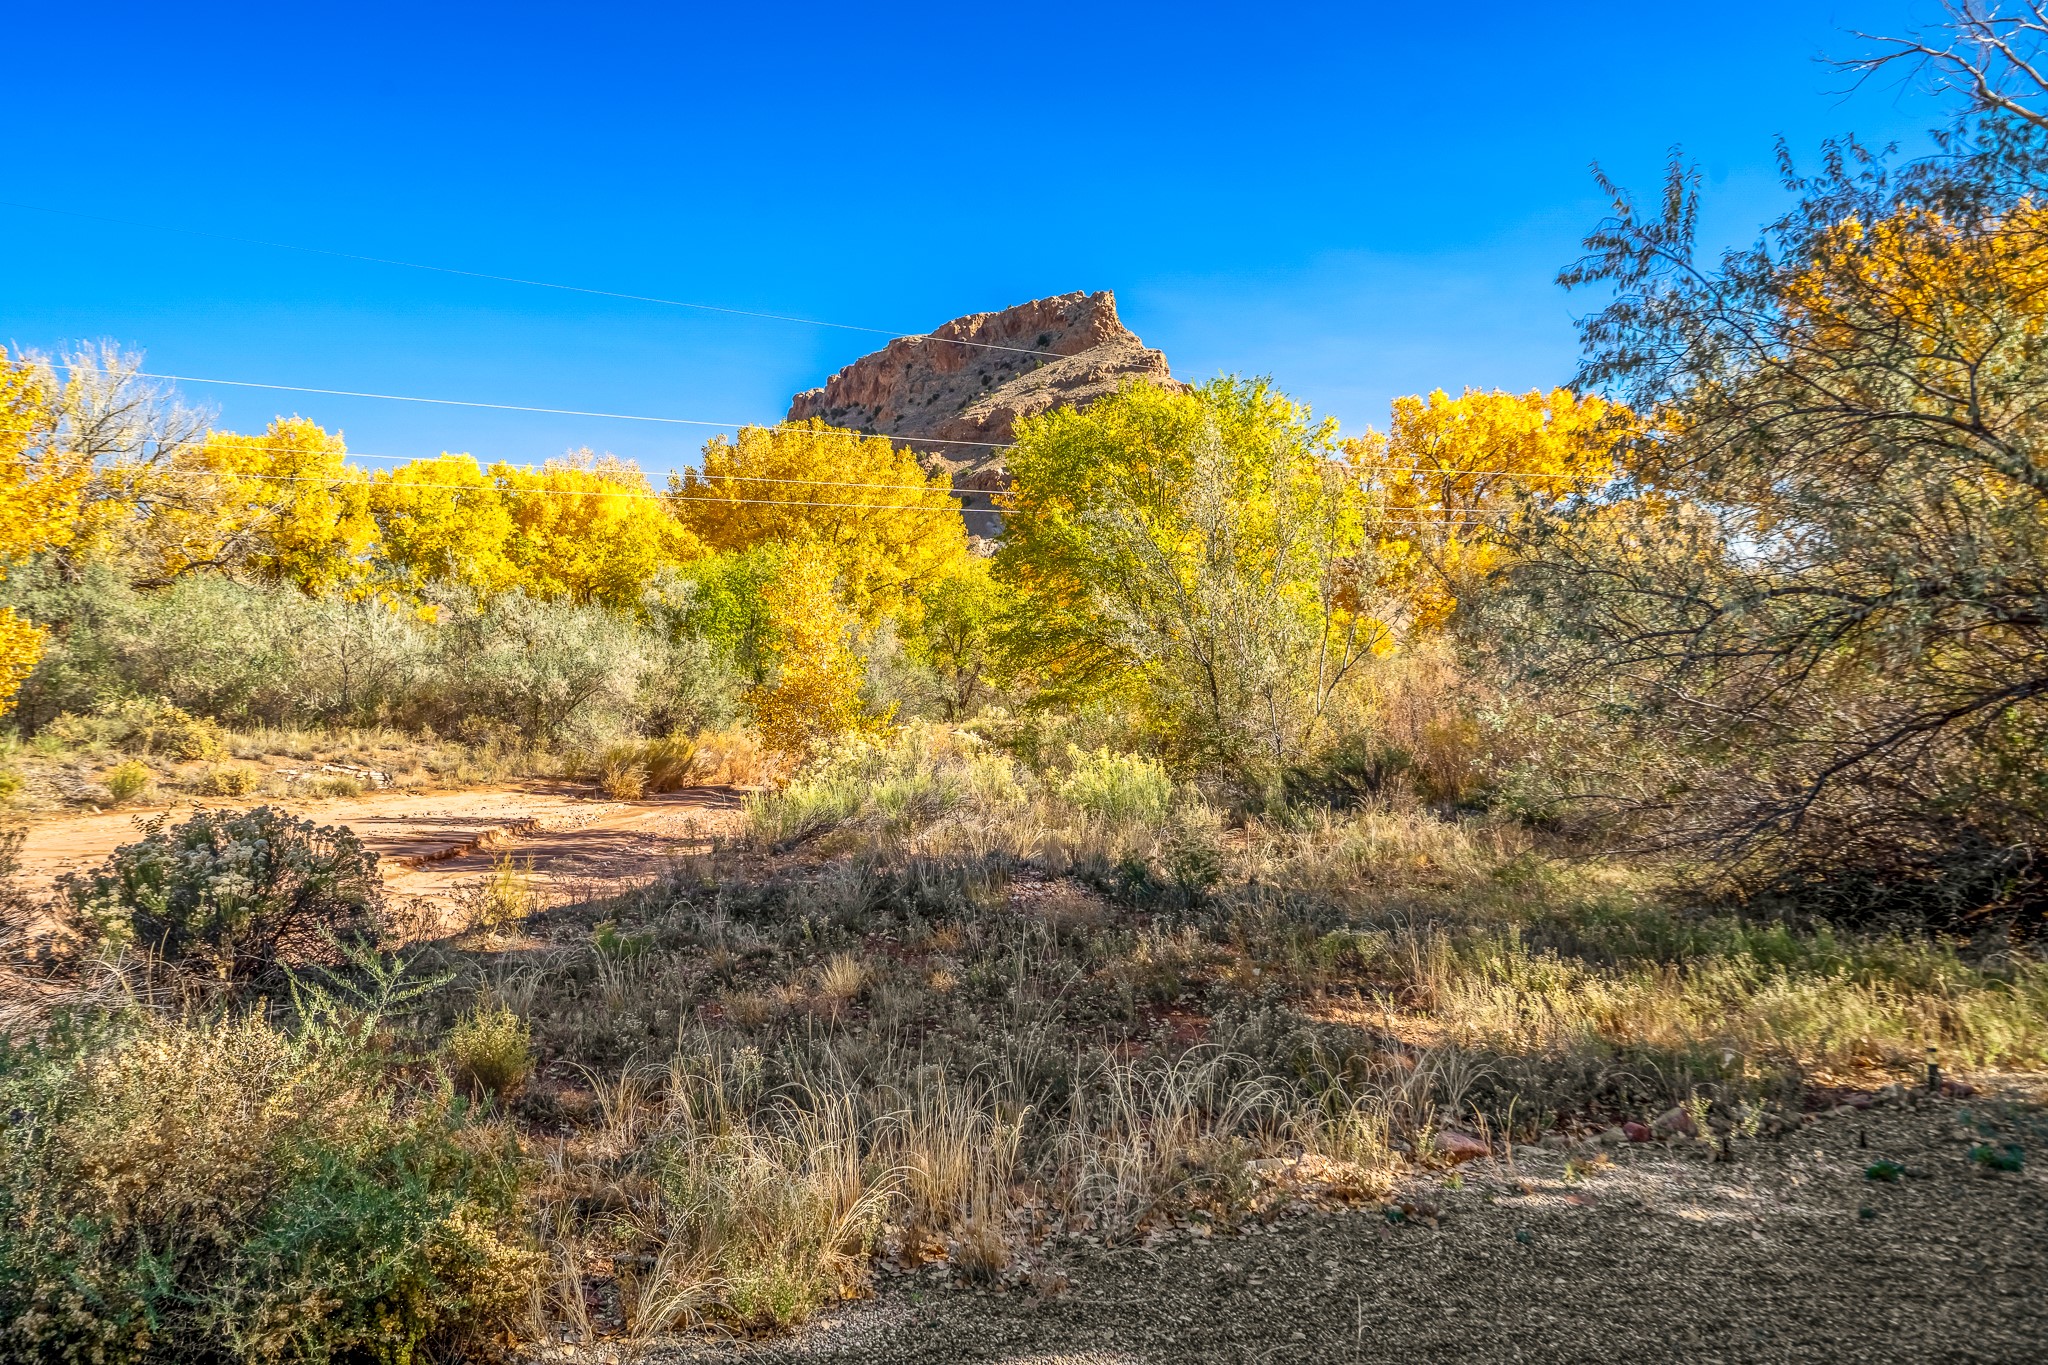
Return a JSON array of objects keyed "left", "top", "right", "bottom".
[
  {"left": 996, "top": 378, "right": 1383, "bottom": 778},
  {"left": 1513, "top": 29, "right": 2048, "bottom": 928}
]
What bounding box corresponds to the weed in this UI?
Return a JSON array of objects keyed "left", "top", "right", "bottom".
[
  {"left": 465, "top": 853, "right": 543, "bottom": 931},
  {"left": 103, "top": 759, "right": 151, "bottom": 805},
  {"left": 447, "top": 999, "right": 534, "bottom": 1100},
  {"left": 1968, "top": 1142, "right": 2024, "bottom": 1172},
  {"left": 312, "top": 773, "right": 364, "bottom": 798},
  {"left": 599, "top": 753, "right": 648, "bottom": 800},
  {"left": 1058, "top": 746, "right": 1174, "bottom": 823},
  {"left": 0, "top": 1001, "right": 534, "bottom": 1364},
  {"left": 199, "top": 762, "right": 261, "bottom": 796},
  {"left": 1865, "top": 1159, "right": 1906, "bottom": 1181}
]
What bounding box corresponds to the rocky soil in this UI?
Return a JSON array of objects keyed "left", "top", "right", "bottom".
[
  {"left": 785, "top": 291, "right": 1173, "bottom": 535},
  {"left": 624, "top": 1083, "right": 2047, "bottom": 1365}
]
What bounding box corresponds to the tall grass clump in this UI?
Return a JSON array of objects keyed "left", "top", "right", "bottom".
[
  {"left": 747, "top": 727, "right": 1026, "bottom": 849},
  {"left": 0, "top": 1001, "right": 534, "bottom": 1364},
  {"left": 1055, "top": 746, "right": 1174, "bottom": 824}
]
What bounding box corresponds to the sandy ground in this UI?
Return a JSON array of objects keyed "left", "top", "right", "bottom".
[
  {"left": 619, "top": 1088, "right": 2048, "bottom": 1365},
  {"left": 12, "top": 783, "right": 748, "bottom": 912}
]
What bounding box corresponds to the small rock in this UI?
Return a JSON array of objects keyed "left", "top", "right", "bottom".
[
  {"left": 1842, "top": 1093, "right": 1875, "bottom": 1110},
  {"left": 1876, "top": 1083, "right": 1903, "bottom": 1103},
  {"left": 1595, "top": 1126, "right": 1628, "bottom": 1146},
  {"left": 1622, "top": 1121, "right": 1654, "bottom": 1143},
  {"left": 1941, "top": 1079, "right": 1978, "bottom": 1098},
  {"left": 1539, "top": 1134, "right": 1570, "bottom": 1151},
  {"left": 1435, "top": 1130, "right": 1490, "bottom": 1163},
  {"left": 1652, "top": 1107, "right": 1698, "bottom": 1138},
  {"left": 1514, "top": 1145, "right": 1547, "bottom": 1161}
]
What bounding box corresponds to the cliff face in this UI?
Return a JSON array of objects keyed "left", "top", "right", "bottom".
[{"left": 785, "top": 290, "right": 1173, "bottom": 536}]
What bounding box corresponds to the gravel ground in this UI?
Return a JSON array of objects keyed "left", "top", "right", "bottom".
[{"left": 618, "top": 1086, "right": 2048, "bottom": 1365}]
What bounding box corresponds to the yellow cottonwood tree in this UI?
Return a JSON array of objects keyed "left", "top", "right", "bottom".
[
  {"left": 494, "top": 454, "right": 701, "bottom": 608},
  {"left": 369, "top": 454, "right": 518, "bottom": 596},
  {"left": 0, "top": 348, "right": 93, "bottom": 711},
  {"left": 671, "top": 420, "right": 965, "bottom": 622},
  {"left": 1350, "top": 387, "right": 1632, "bottom": 631},
  {"left": 746, "top": 550, "right": 884, "bottom": 761},
  {"left": 137, "top": 417, "right": 378, "bottom": 593}
]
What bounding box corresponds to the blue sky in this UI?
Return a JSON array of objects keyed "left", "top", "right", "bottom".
[{"left": 2, "top": 1, "right": 1945, "bottom": 478}]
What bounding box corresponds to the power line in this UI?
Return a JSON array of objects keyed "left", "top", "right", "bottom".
[
  {"left": 40, "top": 362, "right": 1016, "bottom": 449},
  {"left": 3, "top": 199, "right": 1062, "bottom": 358}
]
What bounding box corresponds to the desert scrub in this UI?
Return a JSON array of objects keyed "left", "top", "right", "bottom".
[
  {"left": 592, "top": 735, "right": 702, "bottom": 798},
  {"left": 63, "top": 806, "right": 385, "bottom": 988},
  {"left": 446, "top": 999, "right": 534, "bottom": 1099},
  {"left": 462, "top": 851, "right": 543, "bottom": 931},
  {"left": 103, "top": 758, "right": 152, "bottom": 805},
  {"left": 1056, "top": 746, "right": 1174, "bottom": 824},
  {"left": 197, "top": 762, "right": 262, "bottom": 797},
  {"left": 0, "top": 1005, "right": 534, "bottom": 1365},
  {"left": 748, "top": 726, "right": 1023, "bottom": 848}
]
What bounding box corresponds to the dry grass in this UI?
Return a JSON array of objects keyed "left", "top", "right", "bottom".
[{"left": 29, "top": 723, "right": 2032, "bottom": 1351}]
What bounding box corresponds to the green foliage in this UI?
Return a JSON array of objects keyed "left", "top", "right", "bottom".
[
  {"left": 902, "top": 557, "right": 1010, "bottom": 719},
  {"left": 997, "top": 377, "right": 1382, "bottom": 779},
  {"left": 1969, "top": 1142, "right": 2024, "bottom": 1173},
  {"left": 446, "top": 1001, "right": 533, "bottom": 1100},
  {"left": 2, "top": 563, "right": 733, "bottom": 745},
  {"left": 1056, "top": 746, "right": 1174, "bottom": 823},
  {"left": 102, "top": 759, "right": 151, "bottom": 805},
  {"left": 0, "top": 1004, "right": 534, "bottom": 1365},
  {"left": 63, "top": 806, "right": 384, "bottom": 987}
]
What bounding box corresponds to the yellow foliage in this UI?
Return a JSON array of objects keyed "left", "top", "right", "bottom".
[
  {"left": 0, "top": 348, "right": 90, "bottom": 565},
  {"left": 0, "top": 348, "right": 92, "bottom": 715},
  {"left": 746, "top": 552, "right": 885, "bottom": 761},
  {"left": 368, "top": 453, "right": 520, "bottom": 596},
  {"left": 493, "top": 453, "right": 702, "bottom": 608},
  {"left": 672, "top": 420, "right": 966, "bottom": 622},
  {"left": 139, "top": 418, "right": 377, "bottom": 593},
  {"left": 1350, "top": 387, "right": 1633, "bottom": 631},
  {"left": 0, "top": 608, "right": 46, "bottom": 715}
]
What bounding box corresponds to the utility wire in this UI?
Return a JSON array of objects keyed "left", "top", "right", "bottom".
[
  {"left": 41, "top": 364, "right": 1017, "bottom": 450},
  {"left": 3, "top": 199, "right": 1062, "bottom": 358}
]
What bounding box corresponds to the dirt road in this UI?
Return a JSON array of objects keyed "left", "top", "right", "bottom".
[{"left": 13, "top": 783, "right": 747, "bottom": 909}]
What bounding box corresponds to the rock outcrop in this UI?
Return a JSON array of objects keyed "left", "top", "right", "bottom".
[{"left": 785, "top": 290, "right": 1173, "bottom": 536}]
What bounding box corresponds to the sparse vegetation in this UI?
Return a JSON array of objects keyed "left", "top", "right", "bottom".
[
  {"left": 0, "top": 988, "right": 534, "bottom": 1364},
  {"left": 4, "top": 5, "right": 2048, "bottom": 1357}
]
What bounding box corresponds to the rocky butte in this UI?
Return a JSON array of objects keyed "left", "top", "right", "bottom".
[{"left": 785, "top": 290, "right": 1175, "bottom": 537}]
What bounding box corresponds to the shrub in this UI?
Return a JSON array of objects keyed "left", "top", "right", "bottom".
[
  {"left": 124, "top": 702, "right": 228, "bottom": 760},
  {"left": 597, "top": 751, "right": 648, "bottom": 800},
  {"left": 200, "top": 763, "right": 261, "bottom": 797},
  {"left": 103, "top": 759, "right": 152, "bottom": 805},
  {"left": 461, "top": 852, "right": 541, "bottom": 931},
  {"left": 1056, "top": 746, "right": 1174, "bottom": 823},
  {"left": 593, "top": 735, "right": 700, "bottom": 797},
  {"left": 0, "top": 1006, "right": 535, "bottom": 1365},
  {"left": 63, "top": 806, "right": 385, "bottom": 986},
  {"left": 446, "top": 1000, "right": 533, "bottom": 1099}
]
